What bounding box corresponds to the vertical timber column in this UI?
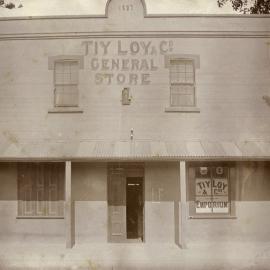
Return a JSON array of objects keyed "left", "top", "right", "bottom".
[
  {"left": 65, "top": 161, "right": 74, "bottom": 248},
  {"left": 179, "top": 161, "right": 187, "bottom": 249}
]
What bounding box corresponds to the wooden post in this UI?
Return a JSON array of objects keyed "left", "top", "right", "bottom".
[
  {"left": 179, "top": 161, "right": 187, "bottom": 249},
  {"left": 65, "top": 161, "right": 73, "bottom": 248}
]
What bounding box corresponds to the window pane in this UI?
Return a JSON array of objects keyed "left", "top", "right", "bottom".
[
  {"left": 212, "top": 197, "right": 230, "bottom": 213},
  {"left": 54, "top": 60, "right": 79, "bottom": 107},
  {"left": 186, "top": 72, "right": 194, "bottom": 83},
  {"left": 170, "top": 60, "right": 194, "bottom": 84},
  {"left": 70, "top": 72, "right": 78, "bottom": 84},
  {"left": 212, "top": 178, "right": 229, "bottom": 196},
  {"left": 170, "top": 85, "right": 195, "bottom": 107},
  {"left": 195, "top": 167, "right": 213, "bottom": 214},
  {"left": 186, "top": 63, "right": 194, "bottom": 73},
  {"left": 196, "top": 197, "right": 213, "bottom": 213},
  {"left": 171, "top": 72, "right": 186, "bottom": 84},
  {"left": 54, "top": 61, "right": 79, "bottom": 85},
  {"left": 55, "top": 73, "right": 64, "bottom": 84},
  {"left": 55, "top": 85, "right": 78, "bottom": 107},
  {"left": 212, "top": 167, "right": 229, "bottom": 213}
]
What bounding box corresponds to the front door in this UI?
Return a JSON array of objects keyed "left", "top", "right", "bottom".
[
  {"left": 108, "top": 171, "right": 126, "bottom": 242},
  {"left": 108, "top": 164, "right": 144, "bottom": 243}
]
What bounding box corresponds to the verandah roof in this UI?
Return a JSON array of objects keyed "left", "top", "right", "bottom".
[{"left": 1, "top": 140, "right": 270, "bottom": 161}]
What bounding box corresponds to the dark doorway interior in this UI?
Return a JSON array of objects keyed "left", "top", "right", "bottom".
[{"left": 126, "top": 177, "right": 144, "bottom": 240}]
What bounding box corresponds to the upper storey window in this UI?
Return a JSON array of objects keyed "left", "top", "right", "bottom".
[
  {"left": 48, "top": 55, "right": 84, "bottom": 113},
  {"left": 165, "top": 55, "right": 200, "bottom": 113},
  {"left": 54, "top": 60, "right": 79, "bottom": 107},
  {"left": 170, "top": 60, "right": 195, "bottom": 107}
]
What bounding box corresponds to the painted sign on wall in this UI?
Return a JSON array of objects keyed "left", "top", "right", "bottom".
[{"left": 82, "top": 40, "right": 174, "bottom": 85}]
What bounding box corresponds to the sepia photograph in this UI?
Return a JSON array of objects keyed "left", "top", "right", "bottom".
[{"left": 0, "top": 0, "right": 270, "bottom": 269}]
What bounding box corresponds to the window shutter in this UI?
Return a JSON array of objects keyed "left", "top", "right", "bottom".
[
  {"left": 57, "top": 164, "right": 65, "bottom": 217},
  {"left": 18, "top": 163, "right": 65, "bottom": 218},
  {"left": 35, "top": 164, "right": 46, "bottom": 216},
  {"left": 47, "top": 164, "right": 59, "bottom": 216},
  {"left": 18, "top": 164, "right": 35, "bottom": 216}
]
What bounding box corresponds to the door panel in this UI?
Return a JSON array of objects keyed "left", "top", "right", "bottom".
[{"left": 108, "top": 172, "right": 126, "bottom": 242}]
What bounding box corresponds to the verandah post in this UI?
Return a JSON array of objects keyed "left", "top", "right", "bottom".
[
  {"left": 65, "top": 161, "right": 74, "bottom": 248},
  {"left": 179, "top": 160, "right": 187, "bottom": 249}
]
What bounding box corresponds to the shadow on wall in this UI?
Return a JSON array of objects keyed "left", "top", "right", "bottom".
[
  {"left": 0, "top": 163, "right": 17, "bottom": 201},
  {"left": 1, "top": 161, "right": 270, "bottom": 203},
  {"left": 235, "top": 161, "right": 270, "bottom": 202},
  {"left": 72, "top": 163, "right": 107, "bottom": 202}
]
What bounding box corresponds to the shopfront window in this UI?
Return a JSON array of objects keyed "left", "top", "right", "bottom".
[
  {"left": 195, "top": 166, "right": 229, "bottom": 214},
  {"left": 188, "top": 163, "right": 235, "bottom": 218}
]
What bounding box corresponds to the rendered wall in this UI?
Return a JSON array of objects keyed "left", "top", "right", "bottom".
[
  {"left": 144, "top": 162, "right": 179, "bottom": 243},
  {"left": 72, "top": 162, "right": 108, "bottom": 243},
  {"left": 0, "top": 37, "right": 270, "bottom": 149},
  {"left": 0, "top": 163, "right": 65, "bottom": 244}
]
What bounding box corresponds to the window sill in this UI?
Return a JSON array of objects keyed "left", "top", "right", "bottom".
[
  {"left": 165, "top": 107, "right": 200, "bottom": 113},
  {"left": 48, "top": 107, "right": 83, "bottom": 114},
  {"left": 189, "top": 215, "right": 237, "bottom": 220},
  {"left": 17, "top": 216, "right": 64, "bottom": 219}
]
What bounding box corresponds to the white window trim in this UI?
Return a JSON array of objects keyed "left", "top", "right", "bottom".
[
  {"left": 164, "top": 54, "right": 200, "bottom": 113},
  {"left": 48, "top": 55, "right": 84, "bottom": 113}
]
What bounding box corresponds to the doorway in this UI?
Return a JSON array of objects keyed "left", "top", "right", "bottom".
[
  {"left": 108, "top": 164, "right": 144, "bottom": 243},
  {"left": 126, "top": 177, "right": 143, "bottom": 240}
]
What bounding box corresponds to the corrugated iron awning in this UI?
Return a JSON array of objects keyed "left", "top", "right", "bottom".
[{"left": 1, "top": 140, "right": 270, "bottom": 161}]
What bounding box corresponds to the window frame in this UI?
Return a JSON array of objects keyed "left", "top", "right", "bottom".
[
  {"left": 169, "top": 59, "right": 196, "bottom": 107},
  {"left": 17, "top": 163, "right": 65, "bottom": 219},
  {"left": 54, "top": 59, "right": 80, "bottom": 108},
  {"left": 48, "top": 55, "right": 84, "bottom": 114},
  {"left": 187, "top": 162, "right": 236, "bottom": 219},
  {"left": 164, "top": 54, "right": 200, "bottom": 113}
]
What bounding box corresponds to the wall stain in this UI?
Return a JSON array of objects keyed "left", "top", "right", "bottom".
[
  {"left": 2, "top": 130, "right": 19, "bottom": 145},
  {"left": 3, "top": 71, "right": 14, "bottom": 83},
  {"left": 87, "top": 260, "right": 99, "bottom": 270}
]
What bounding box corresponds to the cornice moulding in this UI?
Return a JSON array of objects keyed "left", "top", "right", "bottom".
[{"left": 0, "top": 31, "right": 270, "bottom": 40}]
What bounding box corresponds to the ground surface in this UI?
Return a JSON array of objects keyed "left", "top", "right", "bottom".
[{"left": 0, "top": 242, "right": 269, "bottom": 269}]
